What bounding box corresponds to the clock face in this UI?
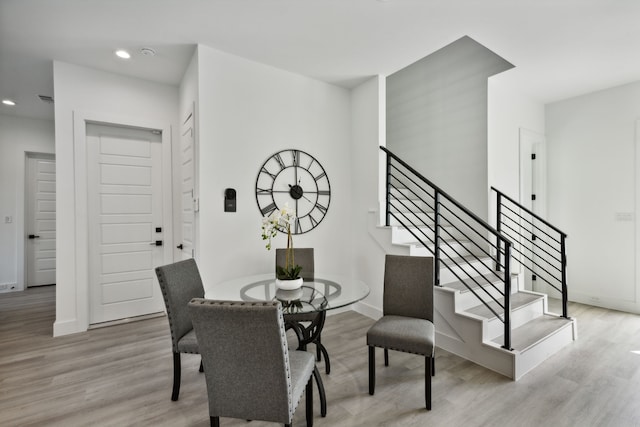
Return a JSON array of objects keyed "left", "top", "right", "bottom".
[{"left": 256, "top": 149, "right": 331, "bottom": 234}]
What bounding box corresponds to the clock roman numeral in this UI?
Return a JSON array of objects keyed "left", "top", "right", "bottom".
[
  {"left": 294, "top": 217, "right": 301, "bottom": 234},
  {"left": 260, "top": 203, "right": 277, "bottom": 216},
  {"left": 309, "top": 214, "right": 319, "bottom": 228},
  {"left": 261, "top": 166, "right": 277, "bottom": 180},
  {"left": 315, "top": 203, "right": 328, "bottom": 215},
  {"left": 317, "top": 190, "right": 330, "bottom": 196},
  {"left": 292, "top": 150, "right": 300, "bottom": 167},
  {"left": 314, "top": 172, "right": 326, "bottom": 181},
  {"left": 257, "top": 188, "right": 273, "bottom": 195},
  {"left": 274, "top": 153, "right": 286, "bottom": 170}
]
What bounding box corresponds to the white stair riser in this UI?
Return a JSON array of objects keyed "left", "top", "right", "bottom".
[
  {"left": 391, "top": 223, "right": 477, "bottom": 244},
  {"left": 439, "top": 259, "right": 500, "bottom": 285},
  {"left": 513, "top": 321, "right": 576, "bottom": 380},
  {"left": 481, "top": 298, "right": 545, "bottom": 341},
  {"left": 452, "top": 283, "right": 507, "bottom": 312},
  {"left": 408, "top": 241, "right": 486, "bottom": 258}
]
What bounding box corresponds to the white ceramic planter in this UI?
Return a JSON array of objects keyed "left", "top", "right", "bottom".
[{"left": 275, "top": 277, "right": 303, "bottom": 290}]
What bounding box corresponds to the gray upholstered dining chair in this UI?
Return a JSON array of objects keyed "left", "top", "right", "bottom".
[
  {"left": 189, "top": 299, "right": 315, "bottom": 427},
  {"left": 155, "top": 258, "right": 204, "bottom": 401},
  {"left": 276, "top": 248, "right": 330, "bottom": 374},
  {"left": 367, "top": 254, "right": 435, "bottom": 410}
]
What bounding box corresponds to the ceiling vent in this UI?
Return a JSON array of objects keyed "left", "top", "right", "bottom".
[{"left": 38, "top": 95, "right": 54, "bottom": 104}]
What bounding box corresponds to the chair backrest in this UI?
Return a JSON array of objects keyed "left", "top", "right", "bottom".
[
  {"left": 188, "top": 299, "right": 294, "bottom": 423},
  {"left": 383, "top": 255, "right": 434, "bottom": 321},
  {"left": 155, "top": 258, "right": 205, "bottom": 352},
  {"left": 275, "top": 247, "right": 314, "bottom": 280}
]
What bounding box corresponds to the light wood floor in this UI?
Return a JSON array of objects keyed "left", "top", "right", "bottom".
[{"left": 2, "top": 286, "right": 640, "bottom": 427}]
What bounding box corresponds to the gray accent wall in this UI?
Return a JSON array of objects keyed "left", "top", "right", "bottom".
[{"left": 386, "top": 36, "right": 513, "bottom": 220}]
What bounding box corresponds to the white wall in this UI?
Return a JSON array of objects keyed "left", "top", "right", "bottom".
[
  {"left": 53, "top": 61, "right": 179, "bottom": 335},
  {"left": 194, "top": 45, "right": 353, "bottom": 290},
  {"left": 0, "top": 114, "right": 55, "bottom": 292},
  {"left": 349, "top": 76, "right": 395, "bottom": 317},
  {"left": 546, "top": 80, "right": 640, "bottom": 314}
]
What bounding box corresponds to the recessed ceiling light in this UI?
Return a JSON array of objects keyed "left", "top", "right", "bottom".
[
  {"left": 2, "top": 99, "right": 16, "bottom": 106},
  {"left": 115, "top": 49, "right": 131, "bottom": 59}
]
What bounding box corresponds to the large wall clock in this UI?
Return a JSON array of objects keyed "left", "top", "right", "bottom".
[{"left": 256, "top": 149, "right": 331, "bottom": 234}]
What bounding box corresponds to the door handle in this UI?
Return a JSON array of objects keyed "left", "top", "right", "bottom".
[
  {"left": 149, "top": 240, "right": 163, "bottom": 246},
  {"left": 177, "top": 244, "right": 184, "bottom": 250},
  {"left": 28, "top": 234, "right": 40, "bottom": 239}
]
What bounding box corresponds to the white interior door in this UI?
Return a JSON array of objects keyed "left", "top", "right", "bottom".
[
  {"left": 179, "top": 111, "right": 195, "bottom": 260},
  {"left": 519, "top": 128, "right": 547, "bottom": 292},
  {"left": 26, "top": 154, "right": 56, "bottom": 287},
  {"left": 87, "top": 123, "right": 166, "bottom": 324}
]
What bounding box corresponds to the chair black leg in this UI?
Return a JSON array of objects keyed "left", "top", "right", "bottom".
[
  {"left": 384, "top": 348, "right": 389, "bottom": 366},
  {"left": 199, "top": 359, "right": 204, "bottom": 372},
  {"left": 432, "top": 354, "right": 435, "bottom": 377},
  {"left": 305, "top": 375, "right": 314, "bottom": 426},
  {"left": 211, "top": 416, "right": 219, "bottom": 427},
  {"left": 368, "top": 346, "right": 375, "bottom": 395},
  {"left": 172, "top": 352, "right": 181, "bottom": 401},
  {"left": 425, "top": 356, "right": 432, "bottom": 410},
  {"left": 313, "top": 366, "right": 327, "bottom": 417}
]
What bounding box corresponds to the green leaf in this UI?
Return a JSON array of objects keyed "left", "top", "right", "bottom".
[{"left": 276, "top": 264, "right": 303, "bottom": 280}]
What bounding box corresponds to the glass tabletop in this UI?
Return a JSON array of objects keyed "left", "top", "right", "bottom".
[{"left": 206, "top": 273, "right": 370, "bottom": 315}]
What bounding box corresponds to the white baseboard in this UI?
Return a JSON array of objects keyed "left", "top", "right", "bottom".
[
  {"left": 0, "top": 282, "right": 18, "bottom": 293},
  {"left": 353, "top": 300, "right": 382, "bottom": 320},
  {"left": 53, "top": 318, "right": 83, "bottom": 337}
]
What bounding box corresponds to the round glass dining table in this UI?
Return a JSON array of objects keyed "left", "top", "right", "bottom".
[{"left": 206, "top": 273, "right": 370, "bottom": 315}]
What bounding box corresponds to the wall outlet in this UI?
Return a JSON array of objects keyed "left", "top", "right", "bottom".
[
  {"left": 4, "top": 216, "right": 12, "bottom": 223},
  {"left": 0, "top": 284, "right": 9, "bottom": 291}
]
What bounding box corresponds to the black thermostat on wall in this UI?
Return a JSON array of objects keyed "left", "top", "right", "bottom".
[{"left": 224, "top": 188, "right": 236, "bottom": 212}]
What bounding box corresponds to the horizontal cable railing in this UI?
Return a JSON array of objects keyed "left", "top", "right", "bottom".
[
  {"left": 381, "top": 146, "right": 514, "bottom": 350},
  {"left": 491, "top": 187, "right": 569, "bottom": 318}
]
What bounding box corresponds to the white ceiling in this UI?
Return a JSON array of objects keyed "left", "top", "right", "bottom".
[{"left": 2, "top": 0, "right": 640, "bottom": 121}]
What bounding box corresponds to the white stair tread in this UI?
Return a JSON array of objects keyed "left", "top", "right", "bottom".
[
  {"left": 465, "top": 292, "right": 542, "bottom": 319},
  {"left": 491, "top": 314, "right": 574, "bottom": 352}
]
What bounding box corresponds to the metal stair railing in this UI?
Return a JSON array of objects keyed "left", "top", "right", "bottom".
[
  {"left": 381, "top": 146, "right": 514, "bottom": 350},
  {"left": 491, "top": 187, "right": 569, "bottom": 319}
]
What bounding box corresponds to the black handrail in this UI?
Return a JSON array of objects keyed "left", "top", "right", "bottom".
[
  {"left": 381, "top": 146, "right": 513, "bottom": 349},
  {"left": 491, "top": 186, "right": 567, "bottom": 238},
  {"left": 491, "top": 187, "right": 569, "bottom": 318}
]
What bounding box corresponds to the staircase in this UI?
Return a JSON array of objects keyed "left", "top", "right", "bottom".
[{"left": 380, "top": 146, "right": 577, "bottom": 380}]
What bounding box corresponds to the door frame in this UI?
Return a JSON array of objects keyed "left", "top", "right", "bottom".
[
  {"left": 72, "top": 111, "right": 173, "bottom": 331},
  {"left": 19, "top": 151, "right": 55, "bottom": 292}
]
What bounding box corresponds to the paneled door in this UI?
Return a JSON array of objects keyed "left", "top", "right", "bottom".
[
  {"left": 26, "top": 154, "right": 56, "bottom": 287},
  {"left": 178, "top": 110, "right": 196, "bottom": 260},
  {"left": 86, "top": 123, "right": 166, "bottom": 324}
]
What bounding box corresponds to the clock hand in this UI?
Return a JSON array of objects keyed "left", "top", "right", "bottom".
[{"left": 288, "top": 184, "right": 313, "bottom": 203}]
